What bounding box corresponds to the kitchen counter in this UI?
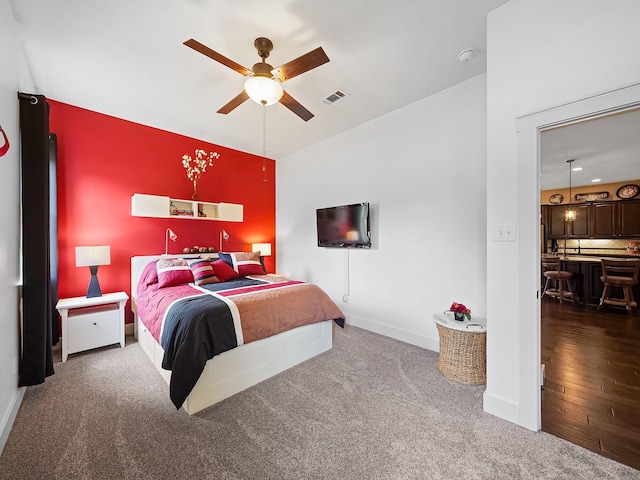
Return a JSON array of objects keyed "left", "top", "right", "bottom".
[
  {"left": 543, "top": 255, "right": 640, "bottom": 262},
  {"left": 541, "top": 255, "right": 640, "bottom": 305}
]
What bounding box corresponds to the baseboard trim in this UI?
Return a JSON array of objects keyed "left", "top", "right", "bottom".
[
  {"left": 0, "top": 387, "right": 25, "bottom": 455},
  {"left": 483, "top": 389, "right": 525, "bottom": 428},
  {"left": 345, "top": 315, "right": 439, "bottom": 352}
]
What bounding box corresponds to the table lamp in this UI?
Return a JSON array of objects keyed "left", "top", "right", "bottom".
[
  {"left": 251, "top": 243, "right": 272, "bottom": 256},
  {"left": 75, "top": 245, "right": 111, "bottom": 298}
]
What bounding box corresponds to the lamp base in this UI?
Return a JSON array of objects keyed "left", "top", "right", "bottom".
[{"left": 86, "top": 265, "right": 103, "bottom": 298}]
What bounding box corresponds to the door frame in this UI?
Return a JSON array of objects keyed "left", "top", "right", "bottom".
[{"left": 516, "top": 82, "right": 640, "bottom": 431}]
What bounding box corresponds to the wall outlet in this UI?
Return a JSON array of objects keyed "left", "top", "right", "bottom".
[{"left": 495, "top": 223, "right": 516, "bottom": 242}]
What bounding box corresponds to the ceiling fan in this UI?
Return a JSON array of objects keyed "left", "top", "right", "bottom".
[{"left": 184, "top": 37, "right": 330, "bottom": 122}]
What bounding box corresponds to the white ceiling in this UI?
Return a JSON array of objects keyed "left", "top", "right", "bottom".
[
  {"left": 540, "top": 106, "right": 640, "bottom": 190},
  {"left": 10, "top": 0, "right": 508, "bottom": 159}
]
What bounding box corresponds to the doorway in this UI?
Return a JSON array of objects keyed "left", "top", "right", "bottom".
[
  {"left": 516, "top": 82, "right": 640, "bottom": 467},
  {"left": 518, "top": 85, "right": 640, "bottom": 468}
]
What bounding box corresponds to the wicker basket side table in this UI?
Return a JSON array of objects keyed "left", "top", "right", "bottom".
[{"left": 433, "top": 312, "right": 487, "bottom": 385}]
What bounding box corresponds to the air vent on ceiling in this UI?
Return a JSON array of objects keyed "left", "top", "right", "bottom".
[{"left": 322, "top": 89, "right": 350, "bottom": 105}]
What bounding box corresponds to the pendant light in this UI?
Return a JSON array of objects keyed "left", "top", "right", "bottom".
[{"left": 565, "top": 159, "right": 576, "bottom": 222}]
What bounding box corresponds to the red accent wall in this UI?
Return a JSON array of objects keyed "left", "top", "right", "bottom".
[{"left": 49, "top": 100, "right": 276, "bottom": 324}]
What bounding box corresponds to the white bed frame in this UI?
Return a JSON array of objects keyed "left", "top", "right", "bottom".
[{"left": 131, "top": 255, "right": 333, "bottom": 415}]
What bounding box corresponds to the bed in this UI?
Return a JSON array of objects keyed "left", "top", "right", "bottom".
[{"left": 131, "top": 254, "right": 344, "bottom": 415}]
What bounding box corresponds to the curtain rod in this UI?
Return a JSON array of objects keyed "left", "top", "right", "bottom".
[{"left": 18, "top": 92, "right": 39, "bottom": 105}]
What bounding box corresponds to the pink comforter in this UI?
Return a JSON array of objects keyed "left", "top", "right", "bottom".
[{"left": 135, "top": 261, "right": 345, "bottom": 345}]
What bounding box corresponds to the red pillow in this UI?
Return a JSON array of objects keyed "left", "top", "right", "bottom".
[
  {"left": 218, "top": 251, "right": 265, "bottom": 276},
  {"left": 212, "top": 259, "right": 240, "bottom": 282},
  {"left": 238, "top": 263, "right": 266, "bottom": 276}
]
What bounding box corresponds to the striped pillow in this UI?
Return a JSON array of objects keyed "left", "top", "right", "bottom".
[{"left": 187, "top": 258, "right": 219, "bottom": 286}]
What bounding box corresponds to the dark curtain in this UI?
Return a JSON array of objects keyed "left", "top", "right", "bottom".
[
  {"left": 19, "top": 92, "right": 55, "bottom": 386},
  {"left": 49, "top": 133, "right": 59, "bottom": 343}
]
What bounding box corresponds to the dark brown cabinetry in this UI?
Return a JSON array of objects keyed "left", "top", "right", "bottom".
[
  {"left": 618, "top": 200, "right": 640, "bottom": 236},
  {"left": 591, "top": 202, "right": 617, "bottom": 237},
  {"left": 570, "top": 204, "right": 590, "bottom": 237},
  {"left": 548, "top": 205, "right": 568, "bottom": 238},
  {"left": 545, "top": 199, "right": 640, "bottom": 239}
]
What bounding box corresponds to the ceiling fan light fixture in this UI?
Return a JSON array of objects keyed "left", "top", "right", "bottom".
[{"left": 244, "top": 76, "right": 283, "bottom": 106}]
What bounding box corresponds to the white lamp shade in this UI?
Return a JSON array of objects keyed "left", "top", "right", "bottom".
[
  {"left": 252, "top": 243, "right": 272, "bottom": 256},
  {"left": 244, "top": 76, "right": 283, "bottom": 106},
  {"left": 76, "top": 246, "right": 111, "bottom": 267}
]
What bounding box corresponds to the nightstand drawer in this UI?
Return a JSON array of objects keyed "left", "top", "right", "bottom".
[{"left": 67, "top": 306, "right": 120, "bottom": 354}]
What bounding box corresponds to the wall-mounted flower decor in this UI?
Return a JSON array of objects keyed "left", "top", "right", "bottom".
[{"left": 181, "top": 149, "right": 220, "bottom": 200}]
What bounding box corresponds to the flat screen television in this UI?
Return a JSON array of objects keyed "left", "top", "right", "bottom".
[{"left": 316, "top": 202, "right": 371, "bottom": 248}]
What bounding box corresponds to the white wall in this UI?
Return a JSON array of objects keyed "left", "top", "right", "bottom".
[
  {"left": 486, "top": 0, "right": 640, "bottom": 429},
  {"left": 277, "top": 75, "right": 487, "bottom": 352},
  {"left": 0, "top": 0, "right": 30, "bottom": 453}
]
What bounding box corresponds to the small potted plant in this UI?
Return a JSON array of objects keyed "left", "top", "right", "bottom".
[{"left": 448, "top": 302, "right": 471, "bottom": 321}]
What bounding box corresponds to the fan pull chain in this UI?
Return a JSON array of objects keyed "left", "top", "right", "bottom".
[{"left": 262, "top": 104, "right": 268, "bottom": 182}]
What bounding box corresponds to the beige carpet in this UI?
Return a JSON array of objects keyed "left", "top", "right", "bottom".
[{"left": 1, "top": 325, "right": 638, "bottom": 479}]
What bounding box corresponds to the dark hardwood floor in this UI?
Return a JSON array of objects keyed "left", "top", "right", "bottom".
[{"left": 541, "top": 297, "right": 640, "bottom": 471}]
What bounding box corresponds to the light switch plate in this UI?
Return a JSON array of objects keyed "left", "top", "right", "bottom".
[{"left": 495, "top": 224, "right": 516, "bottom": 242}]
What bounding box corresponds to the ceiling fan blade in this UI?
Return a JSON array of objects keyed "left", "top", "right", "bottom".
[
  {"left": 217, "top": 91, "right": 249, "bottom": 115},
  {"left": 280, "top": 91, "right": 314, "bottom": 122},
  {"left": 184, "top": 39, "right": 252, "bottom": 76},
  {"left": 272, "top": 47, "right": 330, "bottom": 83}
]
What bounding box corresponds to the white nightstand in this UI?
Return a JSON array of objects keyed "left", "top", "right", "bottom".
[{"left": 56, "top": 292, "right": 129, "bottom": 362}]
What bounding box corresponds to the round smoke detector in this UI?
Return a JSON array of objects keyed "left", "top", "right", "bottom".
[{"left": 457, "top": 49, "right": 475, "bottom": 63}]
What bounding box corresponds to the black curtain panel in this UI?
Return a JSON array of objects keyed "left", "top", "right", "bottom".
[
  {"left": 49, "top": 133, "right": 59, "bottom": 343},
  {"left": 19, "top": 92, "right": 55, "bottom": 386}
]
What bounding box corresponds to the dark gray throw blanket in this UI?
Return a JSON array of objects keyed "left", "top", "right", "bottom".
[{"left": 161, "top": 294, "right": 237, "bottom": 409}]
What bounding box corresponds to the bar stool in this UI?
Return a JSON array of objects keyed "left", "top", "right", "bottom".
[
  {"left": 598, "top": 259, "right": 640, "bottom": 314},
  {"left": 541, "top": 256, "right": 576, "bottom": 303}
]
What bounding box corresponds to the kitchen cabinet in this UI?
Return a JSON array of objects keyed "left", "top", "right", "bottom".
[
  {"left": 546, "top": 200, "right": 640, "bottom": 239},
  {"left": 591, "top": 202, "right": 617, "bottom": 237},
  {"left": 548, "top": 204, "right": 589, "bottom": 238},
  {"left": 548, "top": 205, "right": 568, "bottom": 238},
  {"left": 570, "top": 204, "right": 590, "bottom": 238},
  {"left": 618, "top": 200, "right": 640, "bottom": 236}
]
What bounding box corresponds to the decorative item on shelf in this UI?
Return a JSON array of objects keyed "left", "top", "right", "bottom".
[
  {"left": 181, "top": 149, "right": 220, "bottom": 200},
  {"left": 628, "top": 241, "right": 640, "bottom": 255},
  {"left": 75, "top": 245, "right": 111, "bottom": 298},
  {"left": 219, "top": 229, "right": 230, "bottom": 252},
  {"left": 446, "top": 302, "right": 471, "bottom": 321},
  {"left": 165, "top": 228, "right": 177, "bottom": 255},
  {"left": 183, "top": 246, "right": 217, "bottom": 254}
]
